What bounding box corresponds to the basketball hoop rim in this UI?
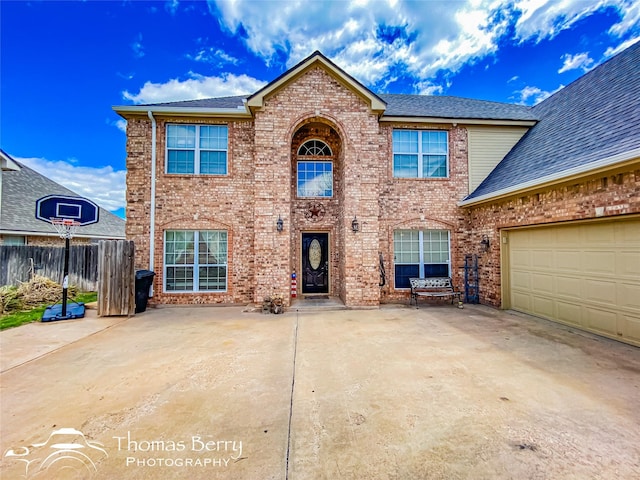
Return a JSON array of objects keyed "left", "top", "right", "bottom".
[
  {"left": 50, "top": 218, "right": 81, "bottom": 239},
  {"left": 50, "top": 218, "right": 82, "bottom": 226}
]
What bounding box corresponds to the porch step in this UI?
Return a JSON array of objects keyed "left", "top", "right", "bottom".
[{"left": 290, "top": 296, "right": 347, "bottom": 311}]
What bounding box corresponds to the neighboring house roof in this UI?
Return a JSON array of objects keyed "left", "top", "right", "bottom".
[
  {"left": 463, "top": 40, "right": 640, "bottom": 204},
  {"left": 1, "top": 149, "right": 21, "bottom": 171},
  {"left": 0, "top": 158, "right": 125, "bottom": 239}
]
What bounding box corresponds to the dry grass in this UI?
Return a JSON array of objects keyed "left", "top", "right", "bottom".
[{"left": 0, "top": 275, "right": 77, "bottom": 314}]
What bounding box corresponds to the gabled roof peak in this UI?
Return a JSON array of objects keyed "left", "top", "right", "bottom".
[{"left": 246, "top": 50, "right": 387, "bottom": 113}]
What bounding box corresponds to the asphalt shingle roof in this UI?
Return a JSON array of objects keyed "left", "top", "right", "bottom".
[
  {"left": 144, "top": 93, "right": 537, "bottom": 122},
  {"left": 1, "top": 159, "right": 125, "bottom": 239},
  {"left": 145, "top": 95, "right": 248, "bottom": 108},
  {"left": 379, "top": 94, "right": 538, "bottom": 121},
  {"left": 466, "top": 40, "right": 640, "bottom": 201}
]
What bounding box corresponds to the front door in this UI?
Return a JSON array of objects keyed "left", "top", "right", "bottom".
[{"left": 301, "top": 233, "right": 329, "bottom": 294}]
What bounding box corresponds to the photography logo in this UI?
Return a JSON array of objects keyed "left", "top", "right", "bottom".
[{"left": 4, "top": 427, "right": 107, "bottom": 479}]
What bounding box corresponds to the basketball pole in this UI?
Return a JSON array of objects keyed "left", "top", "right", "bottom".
[{"left": 61, "top": 234, "right": 70, "bottom": 317}]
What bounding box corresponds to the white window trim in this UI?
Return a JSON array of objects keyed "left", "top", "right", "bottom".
[
  {"left": 394, "top": 230, "right": 451, "bottom": 288},
  {"left": 165, "top": 124, "right": 228, "bottom": 175},
  {"left": 393, "top": 129, "right": 449, "bottom": 178},
  {"left": 163, "top": 230, "right": 228, "bottom": 293},
  {"left": 297, "top": 138, "right": 333, "bottom": 156},
  {"left": 296, "top": 160, "right": 334, "bottom": 198}
]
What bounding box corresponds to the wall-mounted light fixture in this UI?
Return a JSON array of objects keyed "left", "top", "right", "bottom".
[
  {"left": 276, "top": 215, "right": 284, "bottom": 232},
  {"left": 480, "top": 234, "right": 490, "bottom": 251},
  {"left": 352, "top": 216, "right": 359, "bottom": 233}
]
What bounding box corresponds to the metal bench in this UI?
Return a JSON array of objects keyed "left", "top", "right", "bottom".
[{"left": 409, "top": 277, "right": 462, "bottom": 307}]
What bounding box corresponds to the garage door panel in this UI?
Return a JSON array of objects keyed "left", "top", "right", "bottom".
[
  {"left": 531, "top": 250, "right": 553, "bottom": 268},
  {"left": 556, "top": 276, "right": 582, "bottom": 300},
  {"left": 618, "top": 283, "right": 640, "bottom": 310},
  {"left": 585, "top": 307, "right": 618, "bottom": 336},
  {"left": 556, "top": 301, "right": 582, "bottom": 327},
  {"left": 556, "top": 251, "right": 582, "bottom": 273},
  {"left": 531, "top": 273, "right": 554, "bottom": 294},
  {"left": 532, "top": 296, "right": 554, "bottom": 318},
  {"left": 507, "top": 218, "right": 640, "bottom": 347},
  {"left": 512, "top": 291, "right": 532, "bottom": 311},
  {"left": 511, "top": 271, "right": 530, "bottom": 290},
  {"left": 617, "top": 251, "right": 640, "bottom": 278},
  {"left": 616, "top": 221, "right": 640, "bottom": 244},
  {"left": 555, "top": 227, "right": 580, "bottom": 246},
  {"left": 511, "top": 250, "right": 530, "bottom": 268},
  {"left": 584, "top": 279, "right": 617, "bottom": 307},
  {"left": 583, "top": 251, "right": 616, "bottom": 275},
  {"left": 584, "top": 223, "right": 615, "bottom": 244},
  {"left": 621, "top": 314, "right": 640, "bottom": 343}
]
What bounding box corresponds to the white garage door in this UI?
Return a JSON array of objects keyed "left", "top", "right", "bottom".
[{"left": 506, "top": 217, "right": 640, "bottom": 346}]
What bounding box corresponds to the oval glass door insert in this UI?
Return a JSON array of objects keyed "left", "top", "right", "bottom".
[{"left": 309, "top": 239, "right": 322, "bottom": 270}]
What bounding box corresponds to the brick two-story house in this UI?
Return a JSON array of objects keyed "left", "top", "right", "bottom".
[{"left": 115, "top": 44, "right": 639, "bottom": 346}]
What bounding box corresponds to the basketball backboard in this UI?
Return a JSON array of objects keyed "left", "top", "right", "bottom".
[{"left": 35, "top": 195, "right": 99, "bottom": 226}]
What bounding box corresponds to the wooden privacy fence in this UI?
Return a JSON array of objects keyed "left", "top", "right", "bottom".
[
  {"left": 97, "top": 240, "right": 135, "bottom": 317},
  {"left": 0, "top": 245, "right": 99, "bottom": 291}
]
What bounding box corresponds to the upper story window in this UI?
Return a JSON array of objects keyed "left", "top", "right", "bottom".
[
  {"left": 166, "top": 124, "right": 228, "bottom": 175},
  {"left": 297, "top": 161, "right": 333, "bottom": 197},
  {"left": 393, "top": 129, "right": 448, "bottom": 178},
  {"left": 298, "top": 139, "right": 332, "bottom": 156}
]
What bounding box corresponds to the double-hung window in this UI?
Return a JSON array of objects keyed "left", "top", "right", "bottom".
[
  {"left": 297, "top": 139, "right": 333, "bottom": 197},
  {"left": 394, "top": 230, "right": 450, "bottom": 288},
  {"left": 166, "top": 125, "right": 228, "bottom": 174},
  {"left": 393, "top": 129, "right": 448, "bottom": 178},
  {"left": 164, "top": 230, "right": 228, "bottom": 292}
]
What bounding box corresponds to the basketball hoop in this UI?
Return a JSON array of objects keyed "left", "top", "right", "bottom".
[{"left": 51, "top": 218, "right": 81, "bottom": 239}]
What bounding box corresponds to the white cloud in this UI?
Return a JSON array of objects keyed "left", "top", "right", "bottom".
[
  {"left": 604, "top": 36, "right": 640, "bottom": 57},
  {"left": 186, "top": 47, "right": 239, "bottom": 66},
  {"left": 122, "top": 72, "right": 266, "bottom": 104},
  {"left": 558, "top": 52, "right": 594, "bottom": 73},
  {"left": 608, "top": 0, "right": 640, "bottom": 37},
  {"left": 131, "top": 33, "right": 144, "bottom": 58},
  {"left": 165, "top": 0, "right": 179, "bottom": 15},
  {"left": 16, "top": 157, "right": 126, "bottom": 213},
  {"left": 207, "top": 0, "right": 637, "bottom": 91},
  {"left": 514, "top": 83, "right": 564, "bottom": 105},
  {"left": 107, "top": 118, "right": 127, "bottom": 133},
  {"left": 414, "top": 81, "right": 444, "bottom": 96}
]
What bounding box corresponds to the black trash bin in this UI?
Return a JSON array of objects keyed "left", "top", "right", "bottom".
[{"left": 135, "top": 270, "right": 155, "bottom": 313}]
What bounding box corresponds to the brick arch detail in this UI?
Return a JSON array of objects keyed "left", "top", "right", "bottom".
[
  {"left": 390, "top": 217, "right": 456, "bottom": 230},
  {"left": 157, "top": 216, "right": 232, "bottom": 231}
]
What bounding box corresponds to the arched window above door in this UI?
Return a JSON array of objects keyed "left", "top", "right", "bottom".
[{"left": 297, "top": 139, "right": 332, "bottom": 156}]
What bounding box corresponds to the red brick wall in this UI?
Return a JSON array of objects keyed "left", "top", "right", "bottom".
[
  {"left": 378, "top": 124, "right": 471, "bottom": 303},
  {"left": 122, "top": 67, "right": 476, "bottom": 308},
  {"left": 466, "top": 168, "right": 640, "bottom": 307}
]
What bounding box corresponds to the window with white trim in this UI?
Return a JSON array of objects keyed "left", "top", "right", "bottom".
[
  {"left": 2, "top": 235, "right": 26, "bottom": 245},
  {"left": 297, "top": 161, "right": 333, "bottom": 197},
  {"left": 166, "top": 125, "right": 228, "bottom": 174},
  {"left": 394, "top": 230, "right": 450, "bottom": 288},
  {"left": 393, "top": 129, "right": 448, "bottom": 178},
  {"left": 164, "top": 230, "right": 227, "bottom": 292},
  {"left": 298, "top": 139, "right": 332, "bottom": 156}
]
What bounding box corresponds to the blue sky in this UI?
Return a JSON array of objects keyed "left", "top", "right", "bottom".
[{"left": 2, "top": 0, "right": 638, "bottom": 219}]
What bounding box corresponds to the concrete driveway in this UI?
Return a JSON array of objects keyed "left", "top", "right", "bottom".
[{"left": 1, "top": 304, "right": 639, "bottom": 479}]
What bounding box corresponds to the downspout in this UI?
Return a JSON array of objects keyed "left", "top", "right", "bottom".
[{"left": 147, "top": 110, "right": 157, "bottom": 296}]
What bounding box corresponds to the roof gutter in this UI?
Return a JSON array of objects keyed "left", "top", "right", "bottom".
[
  {"left": 114, "top": 105, "right": 252, "bottom": 118},
  {"left": 459, "top": 147, "right": 640, "bottom": 207},
  {"left": 380, "top": 116, "right": 537, "bottom": 127},
  {"left": 148, "top": 110, "right": 157, "bottom": 297}
]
